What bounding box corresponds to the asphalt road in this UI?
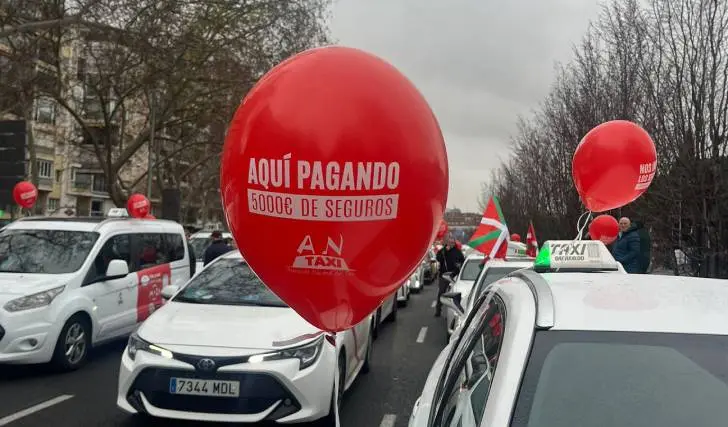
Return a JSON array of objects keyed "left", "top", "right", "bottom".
[{"left": 0, "top": 283, "right": 447, "bottom": 427}]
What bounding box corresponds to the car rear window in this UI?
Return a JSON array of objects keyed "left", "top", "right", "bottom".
[{"left": 511, "top": 330, "right": 728, "bottom": 427}]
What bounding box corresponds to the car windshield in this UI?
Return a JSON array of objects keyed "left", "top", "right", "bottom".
[
  {"left": 511, "top": 331, "right": 728, "bottom": 427},
  {"left": 0, "top": 229, "right": 99, "bottom": 274},
  {"left": 174, "top": 257, "right": 287, "bottom": 307},
  {"left": 459, "top": 258, "right": 484, "bottom": 281},
  {"left": 188, "top": 237, "right": 211, "bottom": 260}
]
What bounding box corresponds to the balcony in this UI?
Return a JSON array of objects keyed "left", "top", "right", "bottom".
[{"left": 38, "top": 177, "right": 53, "bottom": 190}]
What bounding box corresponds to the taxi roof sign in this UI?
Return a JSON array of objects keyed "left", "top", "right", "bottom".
[
  {"left": 534, "top": 240, "right": 620, "bottom": 273},
  {"left": 107, "top": 208, "right": 129, "bottom": 217}
]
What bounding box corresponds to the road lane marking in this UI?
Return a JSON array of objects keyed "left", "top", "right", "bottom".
[
  {"left": 380, "top": 414, "right": 397, "bottom": 427},
  {"left": 431, "top": 301, "right": 436, "bottom": 308},
  {"left": 0, "top": 395, "right": 74, "bottom": 426},
  {"left": 416, "top": 326, "right": 428, "bottom": 343}
]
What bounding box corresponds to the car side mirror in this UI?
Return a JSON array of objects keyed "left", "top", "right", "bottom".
[
  {"left": 105, "top": 259, "right": 129, "bottom": 280},
  {"left": 441, "top": 272, "right": 455, "bottom": 283},
  {"left": 440, "top": 291, "right": 464, "bottom": 316},
  {"left": 161, "top": 285, "right": 180, "bottom": 300}
]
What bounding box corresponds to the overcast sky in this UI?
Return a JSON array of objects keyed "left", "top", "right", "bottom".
[{"left": 330, "top": 0, "right": 601, "bottom": 212}]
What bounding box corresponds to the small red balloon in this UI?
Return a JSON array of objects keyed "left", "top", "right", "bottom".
[
  {"left": 510, "top": 233, "right": 521, "bottom": 242},
  {"left": 126, "top": 193, "right": 151, "bottom": 218},
  {"left": 436, "top": 219, "right": 449, "bottom": 240},
  {"left": 572, "top": 120, "right": 657, "bottom": 212},
  {"left": 588, "top": 214, "right": 619, "bottom": 245},
  {"left": 13, "top": 181, "right": 37, "bottom": 209},
  {"left": 220, "top": 46, "right": 448, "bottom": 332}
]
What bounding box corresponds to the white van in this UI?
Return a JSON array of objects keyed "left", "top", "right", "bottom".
[{"left": 0, "top": 216, "right": 193, "bottom": 370}]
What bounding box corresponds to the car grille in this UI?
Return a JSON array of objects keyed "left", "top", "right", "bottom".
[{"left": 127, "top": 368, "right": 301, "bottom": 418}]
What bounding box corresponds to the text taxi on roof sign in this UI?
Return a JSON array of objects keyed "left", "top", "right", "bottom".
[{"left": 533, "top": 240, "right": 625, "bottom": 273}]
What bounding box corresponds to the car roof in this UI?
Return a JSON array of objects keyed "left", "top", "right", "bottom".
[
  {"left": 190, "top": 231, "right": 232, "bottom": 238},
  {"left": 485, "top": 258, "right": 534, "bottom": 268},
  {"left": 5, "top": 216, "right": 184, "bottom": 234},
  {"left": 530, "top": 272, "right": 728, "bottom": 335},
  {"left": 464, "top": 253, "right": 485, "bottom": 261}
]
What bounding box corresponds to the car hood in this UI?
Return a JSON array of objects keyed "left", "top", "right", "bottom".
[
  {"left": 0, "top": 273, "right": 72, "bottom": 298},
  {"left": 138, "top": 301, "right": 320, "bottom": 351}
]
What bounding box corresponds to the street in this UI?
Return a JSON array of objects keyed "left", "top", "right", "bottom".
[{"left": 0, "top": 284, "right": 446, "bottom": 427}]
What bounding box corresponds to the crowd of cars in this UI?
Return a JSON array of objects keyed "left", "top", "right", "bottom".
[{"left": 0, "top": 215, "right": 427, "bottom": 425}]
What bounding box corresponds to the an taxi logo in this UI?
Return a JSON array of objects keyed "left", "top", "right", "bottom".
[
  {"left": 551, "top": 242, "right": 599, "bottom": 262},
  {"left": 140, "top": 275, "right": 150, "bottom": 286},
  {"left": 292, "top": 234, "right": 351, "bottom": 272}
]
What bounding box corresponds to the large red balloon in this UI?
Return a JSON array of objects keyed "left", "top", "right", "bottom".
[
  {"left": 510, "top": 233, "right": 521, "bottom": 242},
  {"left": 588, "top": 214, "right": 619, "bottom": 245},
  {"left": 436, "top": 219, "right": 449, "bottom": 240},
  {"left": 126, "top": 193, "right": 151, "bottom": 218},
  {"left": 220, "top": 46, "right": 448, "bottom": 332},
  {"left": 13, "top": 181, "right": 37, "bottom": 209},
  {"left": 572, "top": 120, "right": 657, "bottom": 212}
]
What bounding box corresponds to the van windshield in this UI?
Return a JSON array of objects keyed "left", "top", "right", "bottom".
[{"left": 0, "top": 229, "right": 99, "bottom": 274}]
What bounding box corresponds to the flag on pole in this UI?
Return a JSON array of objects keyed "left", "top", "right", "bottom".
[
  {"left": 468, "top": 196, "right": 509, "bottom": 259},
  {"left": 526, "top": 221, "right": 539, "bottom": 257}
]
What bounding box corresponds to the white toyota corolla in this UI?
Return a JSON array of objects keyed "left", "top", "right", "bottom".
[{"left": 117, "top": 251, "right": 373, "bottom": 425}]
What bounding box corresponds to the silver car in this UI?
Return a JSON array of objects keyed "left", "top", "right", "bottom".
[{"left": 411, "top": 240, "right": 728, "bottom": 427}]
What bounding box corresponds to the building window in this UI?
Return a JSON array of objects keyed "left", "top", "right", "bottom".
[
  {"left": 92, "top": 174, "right": 106, "bottom": 193},
  {"left": 37, "top": 160, "right": 53, "bottom": 179},
  {"left": 55, "top": 169, "right": 63, "bottom": 183},
  {"left": 73, "top": 170, "right": 93, "bottom": 190},
  {"left": 34, "top": 97, "right": 56, "bottom": 125},
  {"left": 47, "top": 198, "right": 59, "bottom": 212}
]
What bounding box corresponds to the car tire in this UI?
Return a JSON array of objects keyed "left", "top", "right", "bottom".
[
  {"left": 52, "top": 314, "right": 91, "bottom": 371},
  {"left": 372, "top": 309, "right": 381, "bottom": 340},
  {"left": 387, "top": 299, "right": 397, "bottom": 323},
  {"left": 362, "top": 328, "right": 373, "bottom": 374}
]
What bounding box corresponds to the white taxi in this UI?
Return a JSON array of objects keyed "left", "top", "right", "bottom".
[
  {"left": 441, "top": 253, "right": 484, "bottom": 340},
  {"left": 0, "top": 216, "right": 191, "bottom": 370},
  {"left": 188, "top": 231, "right": 233, "bottom": 274},
  {"left": 117, "top": 250, "right": 372, "bottom": 425},
  {"left": 410, "top": 240, "right": 728, "bottom": 427}
]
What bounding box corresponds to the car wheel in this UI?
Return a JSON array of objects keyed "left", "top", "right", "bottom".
[
  {"left": 52, "top": 314, "right": 91, "bottom": 371},
  {"left": 372, "top": 309, "right": 381, "bottom": 340},
  {"left": 387, "top": 299, "right": 398, "bottom": 323},
  {"left": 362, "top": 328, "right": 373, "bottom": 374}
]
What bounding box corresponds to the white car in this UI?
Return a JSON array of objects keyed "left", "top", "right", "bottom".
[
  {"left": 407, "top": 261, "right": 426, "bottom": 293},
  {"left": 441, "top": 253, "right": 485, "bottom": 340},
  {"left": 396, "top": 280, "right": 411, "bottom": 306},
  {"left": 117, "top": 251, "right": 372, "bottom": 425},
  {"left": 0, "top": 216, "right": 192, "bottom": 370},
  {"left": 372, "top": 291, "right": 397, "bottom": 340},
  {"left": 411, "top": 240, "right": 728, "bottom": 427},
  {"left": 188, "top": 231, "right": 233, "bottom": 274}
]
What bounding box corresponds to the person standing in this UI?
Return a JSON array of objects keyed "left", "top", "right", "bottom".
[
  {"left": 633, "top": 220, "right": 652, "bottom": 273},
  {"left": 203, "top": 231, "right": 233, "bottom": 266},
  {"left": 435, "top": 234, "right": 465, "bottom": 317},
  {"left": 612, "top": 217, "right": 641, "bottom": 273}
]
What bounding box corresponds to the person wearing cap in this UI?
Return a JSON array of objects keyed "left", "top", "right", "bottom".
[
  {"left": 203, "top": 231, "right": 233, "bottom": 266},
  {"left": 435, "top": 234, "right": 465, "bottom": 317}
]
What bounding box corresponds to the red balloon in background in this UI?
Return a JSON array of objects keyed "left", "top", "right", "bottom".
[
  {"left": 436, "top": 219, "right": 449, "bottom": 240},
  {"left": 510, "top": 233, "right": 521, "bottom": 242},
  {"left": 572, "top": 120, "right": 657, "bottom": 212},
  {"left": 126, "top": 193, "right": 151, "bottom": 218},
  {"left": 588, "top": 214, "right": 619, "bottom": 245},
  {"left": 220, "top": 46, "right": 448, "bottom": 332},
  {"left": 12, "top": 181, "right": 37, "bottom": 209}
]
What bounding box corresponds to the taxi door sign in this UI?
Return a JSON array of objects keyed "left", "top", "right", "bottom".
[
  {"left": 136, "top": 264, "right": 171, "bottom": 322},
  {"left": 535, "top": 240, "right": 619, "bottom": 272}
]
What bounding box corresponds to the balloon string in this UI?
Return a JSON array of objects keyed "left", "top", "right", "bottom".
[{"left": 574, "top": 210, "right": 593, "bottom": 241}]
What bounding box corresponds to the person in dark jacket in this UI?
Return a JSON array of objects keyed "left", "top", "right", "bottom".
[
  {"left": 435, "top": 234, "right": 465, "bottom": 317},
  {"left": 612, "top": 217, "right": 641, "bottom": 273},
  {"left": 633, "top": 220, "right": 651, "bottom": 273},
  {"left": 203, "top": 231, "right": 232, "bottom": 266}
]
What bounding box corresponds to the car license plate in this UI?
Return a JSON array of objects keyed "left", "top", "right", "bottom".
[{"left": 169, "top": 378, "right": 240, "bottom": 397}]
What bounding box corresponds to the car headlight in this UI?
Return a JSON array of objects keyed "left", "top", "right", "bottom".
[
  {"left": 248, "top": 334, "right": 324, "bottom": 370},
  {"left": 4, "top": 286, "right": 65, "bottom": 312},
  {"left": 127, "top": 333, "right": 173, "bottom": 361}
]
